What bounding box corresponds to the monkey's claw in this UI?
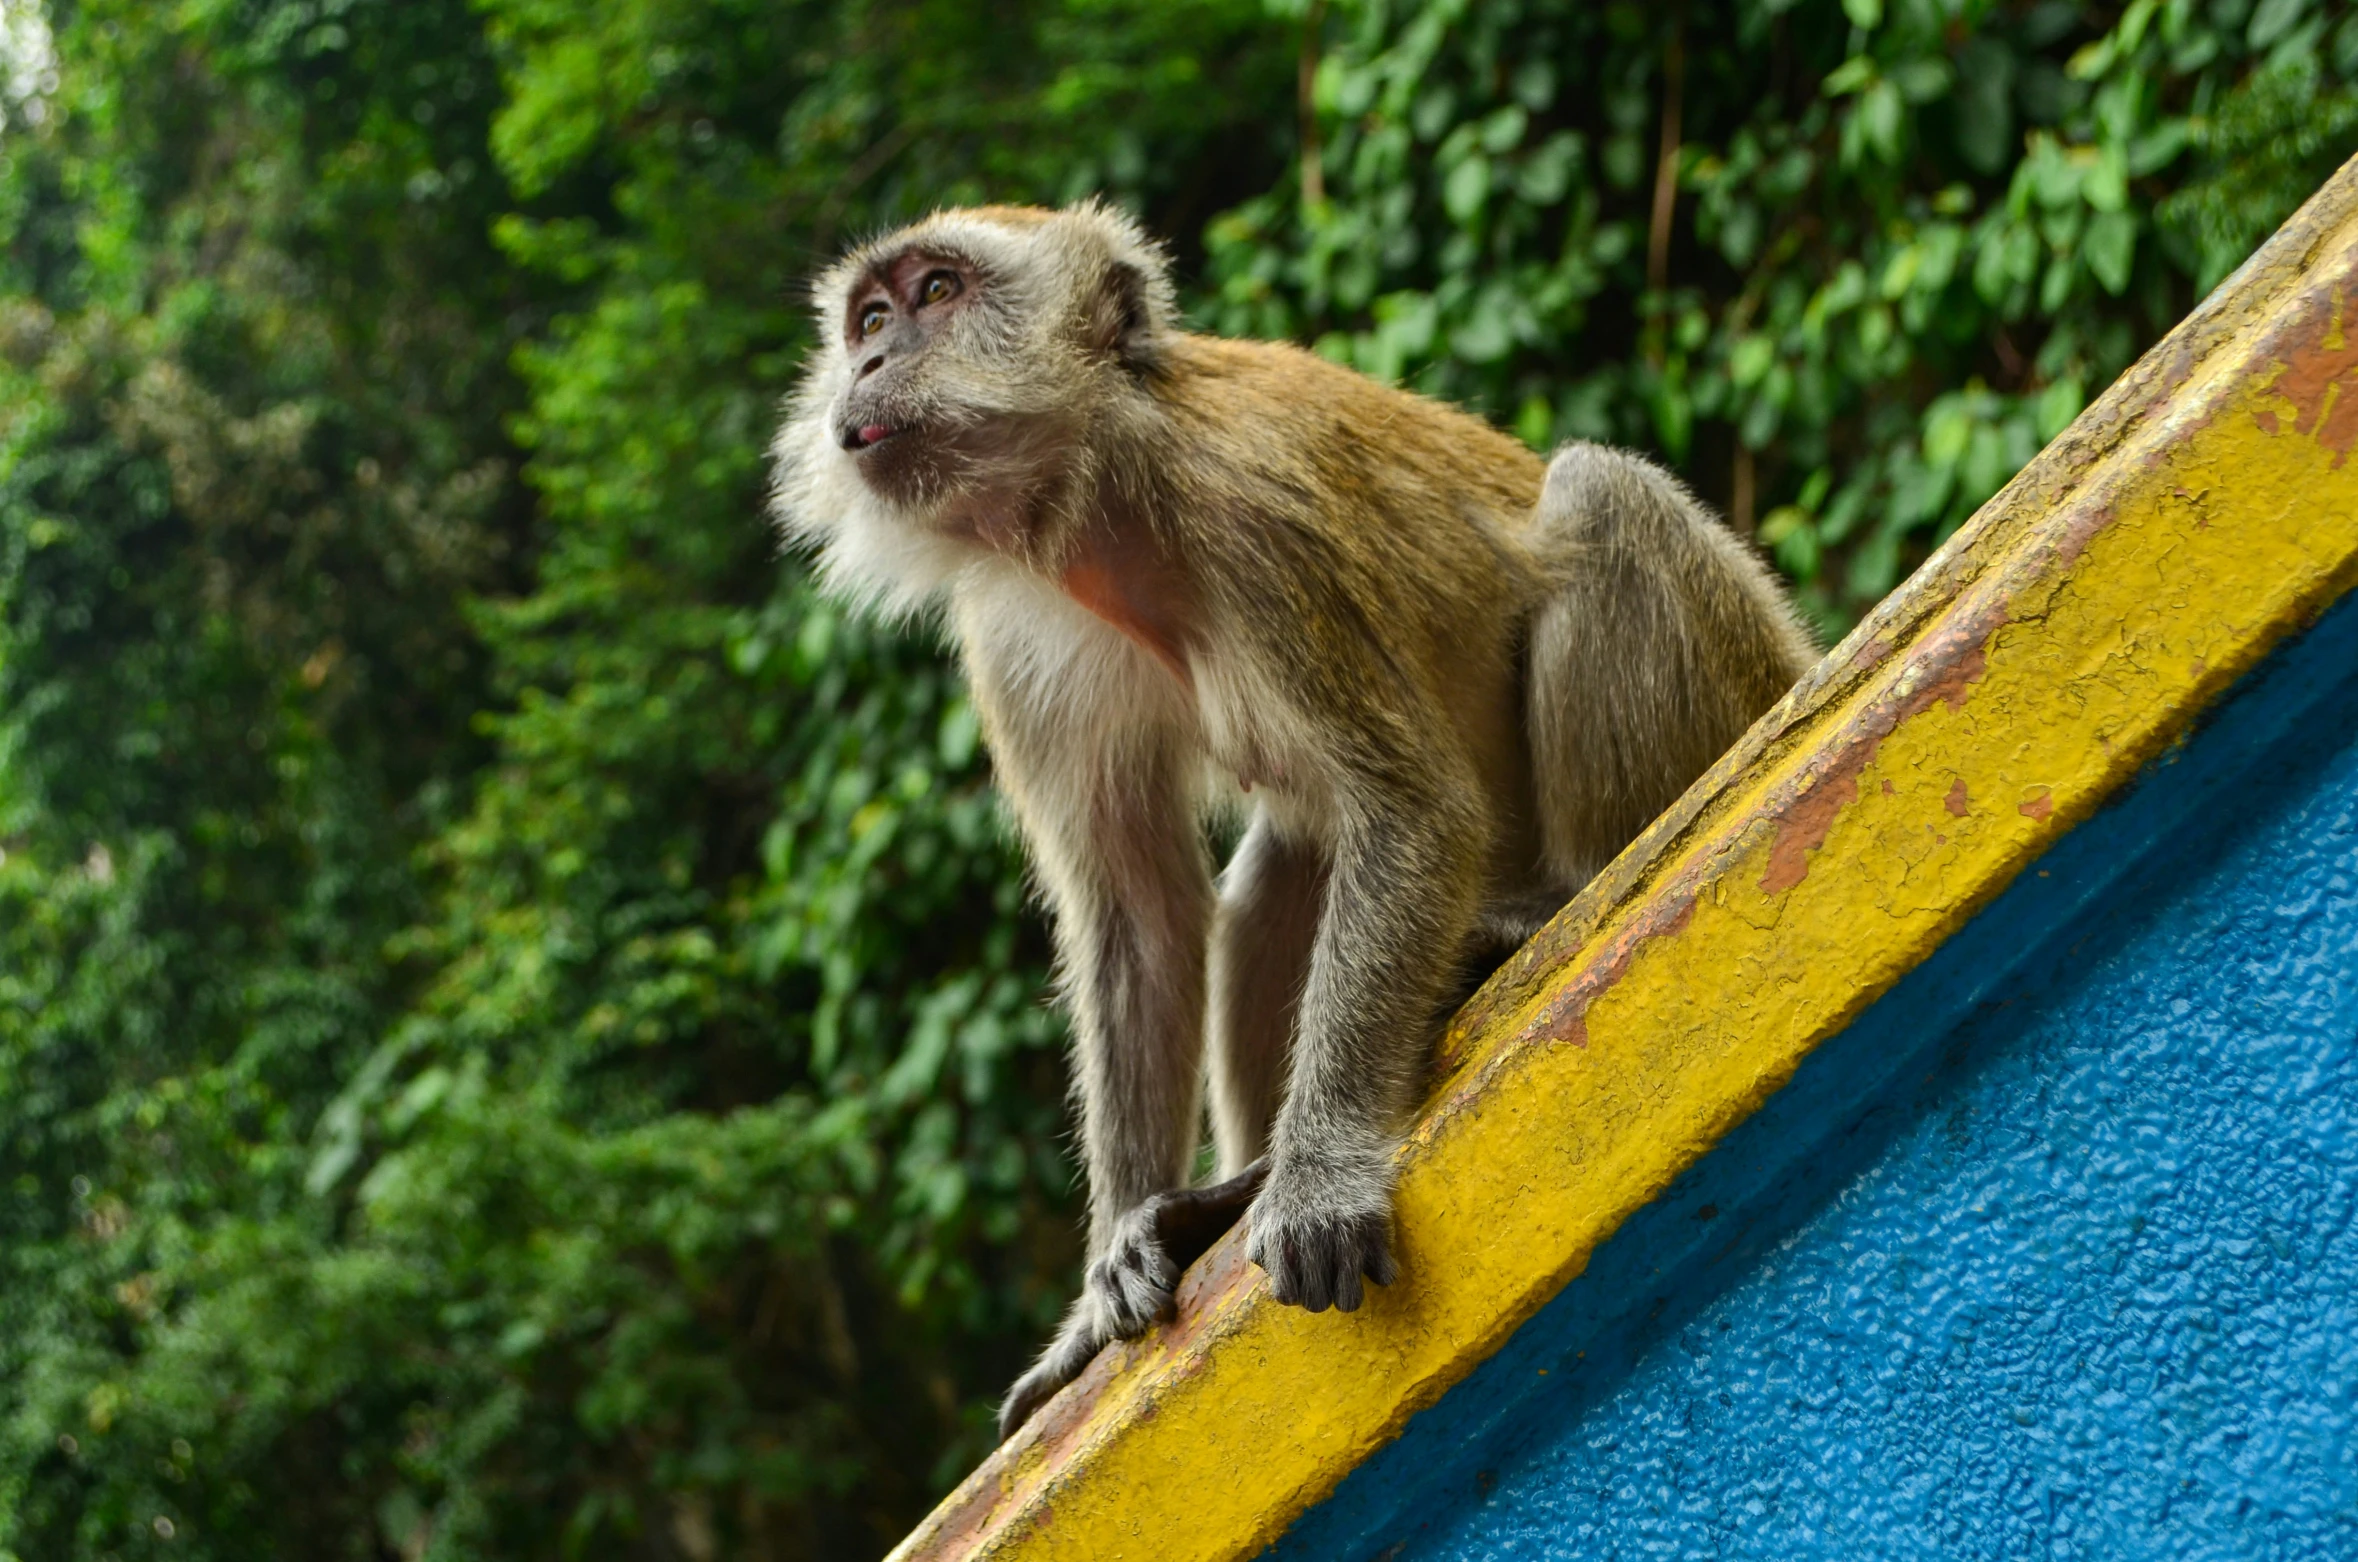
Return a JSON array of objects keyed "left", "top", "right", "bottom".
[{"left": 1246, "top": 1174, "right": 1399, "bottom": 1315}]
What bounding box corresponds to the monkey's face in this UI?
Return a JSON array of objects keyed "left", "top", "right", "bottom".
[
  {"left": 828, "top": 248, "right": 1002, "bottom": 507},
  {"left": 774, "top": 203, "right": 1176, "bottom": 613},
  {"left": 812, "top": 220, "right": 1116, "bottom": 528}
]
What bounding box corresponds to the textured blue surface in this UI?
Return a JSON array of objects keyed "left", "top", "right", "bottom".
[{"left": 1270, "top": 596, "right": 2358, "bottom": 1562}]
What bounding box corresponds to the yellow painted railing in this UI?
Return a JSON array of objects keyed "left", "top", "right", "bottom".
[{"left": 892, "top": 152, "right": 2358, "bottom": 1562}]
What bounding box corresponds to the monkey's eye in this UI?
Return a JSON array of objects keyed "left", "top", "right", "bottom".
[
  {"left": 858, "top": 301, "right": 889, "bottom": 338},
  {"left": 919, "top": 270, "right": 961, "bottom": 306}
]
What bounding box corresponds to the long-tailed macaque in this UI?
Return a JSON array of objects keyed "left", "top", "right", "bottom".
[{"left": 771, "top": 201, "right": 1817, "bottom": 1439}]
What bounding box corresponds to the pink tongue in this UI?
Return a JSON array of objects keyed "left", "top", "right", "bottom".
[{"left": 858, "top": 424, "right": 891, "bottom": 447}]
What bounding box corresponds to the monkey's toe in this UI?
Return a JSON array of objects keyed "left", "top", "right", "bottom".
[
  {"left": 1085, "top": 1253, "right": 1174, "bottom": 1337},
  {"left": 1087, "top": 1202, "right": 1181, "bottom": 1337}
]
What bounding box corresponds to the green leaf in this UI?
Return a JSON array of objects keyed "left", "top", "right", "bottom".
[
  {"left": 1480, "top": 105, "right": 1530, "bottom": 155},
  {"left": 1516, "top": 132, "right": 1583, "bottom": 204},
  {"left": 1451, "top": 305, "right": 1513, "bottom": 364},
  {"left": 1729, "top": 334, "right": 1775, "bottom": 387},
  {"left": 1860, "top": 80, "right": 1904, "bottom": 163},
  {"left": 1890, "top": 57, "right": 1953, "bottom": 104},
  {"left": 1443, "top": 153, "right": 1490, "bottom": 222},
  {"left": 2036, "top": 377, "right": 2088, "bottom": 441},
  {"left": 2249, "top": 0, "right": 2312, "bottom": 51},
  {"left": 1515, "top": 394, "right": 1554, "bottom": 449},
  {"left": 1823, "top": 56, "right": 1877, "bottom": 97},
  {"left": 2083, "top": 147, "right": 2129, "bottom": 213},
  {"left": 2128, "top": 120, "right": 2191, "bottom": 177},
  {"left": 1924, "top": 403, "right": 1972, "bottom": 467},
  {"left": 2084, "top": 209, "right": 2137, "bottom": 294}
]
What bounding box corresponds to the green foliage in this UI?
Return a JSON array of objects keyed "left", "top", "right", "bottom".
[
  {"left": 0, "top": 1, "right": 1287, "bottom": 1556},
  {"left": 0, "top": 0, "right": 2350, "bottom": 1557},
  {"left": 1213, "top": 0, "right": 2358, "bottom": 629}
]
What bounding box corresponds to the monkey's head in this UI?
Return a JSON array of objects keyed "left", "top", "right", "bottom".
[{"left": 772, "top": 200, "right": 1177, "bottom": 615}]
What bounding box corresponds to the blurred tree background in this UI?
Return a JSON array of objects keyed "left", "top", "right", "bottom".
[{"left": 0, "top": 0, "right": 2349, "bottom": 1556}]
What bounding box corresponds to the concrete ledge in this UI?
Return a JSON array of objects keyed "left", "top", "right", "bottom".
[{"left": 892, "top": 153, "right": 2358, "bottom": 1562}]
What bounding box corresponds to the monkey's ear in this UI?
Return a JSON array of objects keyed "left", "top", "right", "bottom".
[{"left": 1087, "top": 261, "right": 1162, "bottom": 373}]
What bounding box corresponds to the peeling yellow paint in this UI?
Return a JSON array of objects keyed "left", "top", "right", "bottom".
[{"left": 890, "top": 155, "right": 2358, "bottom": 1562}]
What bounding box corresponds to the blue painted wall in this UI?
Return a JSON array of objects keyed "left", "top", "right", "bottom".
[{"left": 1271, "top": 597, "right": 2358, "bottom": 1562}]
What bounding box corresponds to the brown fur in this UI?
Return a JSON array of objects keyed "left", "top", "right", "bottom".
[{"left": 770, "top": 200, "right": 1819, "bottom": 1442}]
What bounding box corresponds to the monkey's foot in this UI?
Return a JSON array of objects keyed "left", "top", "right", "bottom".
[
  {"left": 997, "top": 1303, "right": 1108, "bottom": 1443},
  {"left": 998, "top": 1161, "right": 1269, "bottom": 1444},
  {"left": 1087, "top": 1159, "right": 1270, "bottom": 1337},
  {"left": 1246, "top": 1156, "right": 1400, "bottom": 1315}
]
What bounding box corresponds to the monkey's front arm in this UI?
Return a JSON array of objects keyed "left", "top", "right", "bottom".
[{"left": 1243, "top": 780, "right": 1487, "bottom": 1313}]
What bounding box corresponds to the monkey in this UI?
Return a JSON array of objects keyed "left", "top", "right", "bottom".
[{"left": 770, "top": 200, "right": 1817, "bottom": 1442}]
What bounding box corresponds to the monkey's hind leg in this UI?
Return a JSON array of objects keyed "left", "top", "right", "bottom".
[
  {"left": 1000, "top": 808, "right": 1306, "bottom": 1446},
  {"left": 1207, "top": 813, "right": 1326, "bottom": 1177},
  {"left": 1522, "top": 442, "right": 1817, "bottom": 893}
]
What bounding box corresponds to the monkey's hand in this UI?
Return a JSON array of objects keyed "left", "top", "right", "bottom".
[
  {"left": 1246, "top": 1148, "right": 1400, "bottom": 1315},
  {"left": 998, "top": 1162, "right": 1269, "bottom": 1444}
]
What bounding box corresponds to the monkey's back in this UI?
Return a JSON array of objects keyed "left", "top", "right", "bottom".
[
  {"left": 1150, "top": 333, "right": 1545, "bottom": 528},
  {"left": 1143, "top": 334, "right": 1555, "bottom": 664}
]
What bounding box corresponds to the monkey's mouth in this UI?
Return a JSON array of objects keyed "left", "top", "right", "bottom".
[{"left": 841, "top": 422, "right": 899, "bottom": 452}]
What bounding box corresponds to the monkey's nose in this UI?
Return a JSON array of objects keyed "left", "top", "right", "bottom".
[{"left": 857, "top": 354, "right": 885, "bottom": 380}]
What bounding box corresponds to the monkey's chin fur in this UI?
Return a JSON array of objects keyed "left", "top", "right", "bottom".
[
  {"left": 777, "top": 389, "right": 1090, "bottom": 622},
  {"left": 838, "top": 427, "right": 941, "bottom": 507},
  {"left": 770, "top": 420, "right": 987, "bottom": 619}
]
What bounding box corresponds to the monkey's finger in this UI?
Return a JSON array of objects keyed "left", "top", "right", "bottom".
[
  {"left": 1330, "top": 1262, "right": 1365, "bottom": 1314},
  {"left": 1363, "top": 1232, "right": 1400, "bottom": 1289},
  {"left": 1294, "top": 1235, "right": 1338, "bottom": 1313},
  {"left": 1087, "top": 1246, "right": 1176, "bottom": 1337},
  {"left": 1126, "top": 1240, "right": 1178, "bottom": 1296}
]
